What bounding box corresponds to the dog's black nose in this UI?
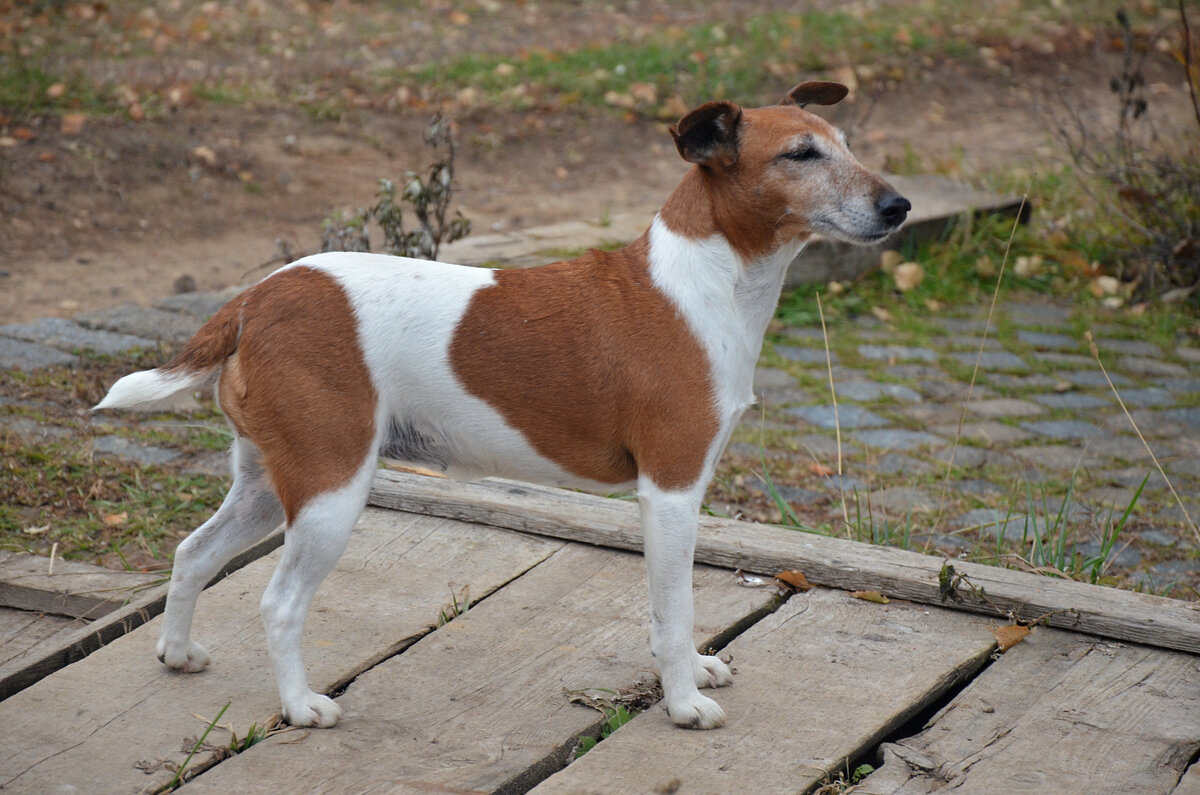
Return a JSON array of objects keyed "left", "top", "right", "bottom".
[{"left": 877, "top": 193, "right": 911, "bottom": 226}]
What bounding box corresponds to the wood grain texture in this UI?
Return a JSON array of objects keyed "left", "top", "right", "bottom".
[
  {"left": 1173, "top": 766, "right": 1200, "bottom": 794},
  {"left": 0, "top": 510, "right": 559, "bottom": 794},
  {"left": 0, "top": 552, "right": 161, "bottom": 619},
  {"left": 0, "top": 608, "right": 78, "bottom": 668},
  {"left": 856, "top": 628, "right": 1200, "bottom": 795},
  {"left": 0, "top": 532, "right": 282, "bottom": 700},
  {"left": 532, "top": 588, "right": 997, "bottom": 795},
  {"left": 369, "top": 470, "right": 1200, "bottom": 654},
  {"left": 182, "top": 542, "right": 780, "bottom": 794}
]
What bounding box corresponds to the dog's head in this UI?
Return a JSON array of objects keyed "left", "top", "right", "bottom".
[{"left": 670, "top": 82, "right": 909, "bottom": 256}]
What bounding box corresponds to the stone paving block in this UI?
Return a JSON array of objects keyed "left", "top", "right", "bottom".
[
  {"left": 0, "top": 416, "right": 72, "bottom": 441},
  {"left": 901, "top": 403, "right": 958, "bottom": 424},
  {"left": 953, "top": 478, "right": 1007, "bottom": 498},
  {"left": 779, "top": 327, "right": 827, "bottom": 341},
  {"left": 1162, "top": 407, "right": 1200, "bottom": 430},
  {"left": 865, "top": 486, "right": 937, "bottom": 516},
  {"left": 785, "top": 405, "right": 889, "bottom": 429},
  {"left": 1011, "top": 444, "right": 1102, "bottom": 470},
  {"left": 951, "top": 350, "right": 1028, "bottom": 371},
  {"left": 946, "top": 336, "right": 1002, "bottom": 350},
  {"left": 0, "top": 316, "right": 155, "bottom": 355},
  {"left": 858, "top": 344, "right": 938, "bottom": 362},
  {"left": 984, "top": 373, "right": 1061, "bottom": 390},
  {"left": 849, "top": 428, "right": 945, "bottom": 451},
  {"left": 964, "top": 398, "right": 1045, "bottom": 418},
  {"left": 928, "top": 421, "right": 1031, "bottom": 446},
  {"left": 92, "top": 434, "right": 182, "bottom": 466},
  {"left": 930, "top": 316, "right": 992, "bottom": 334},
  {"left": 1031, "top": 352, "right": 1094, "bottom": 368},
  {"left": 753, "top": 367, "right": 799, "bottom": 390},
  {"left": 791, "top": 434, "right": 861, "bottom": 460},
  {"left": 1031, "top": 392, "right": 1111, "bottom": 411},
  {"left": 1005, "top": 302, "right": 1072, "bottom": 327},
  {"left": 0, "top": 337, "right": 78, "bottom": 371},
  {"left": 913, "top": 533, "right": 973, "bottom": 553},
  {"left": 915, "top": 380, "right": 994, "bottom": 401},
  {"left": 1137, "top": 528, "right": 1181, "bottom": 547},
  {"left": 775, "top": 345, "right": 835, "bottom": 364},
  {"left": 1015, "top": 329, "right": 1078, "bottom": 350},
  {"left": 1176, "top": 346, "right": 1200, "bottom": 363},
  {"left": 747, "top": 477, "right": 825, "bottom": 507},
  {"left": 1020, "top": 419, "right": 1103, "bottom": 441},
  {"left": 836, "top": 381, "right": 923, "bottom": 403},
  {"left": 823, "top": 474, "right": 867, "bottom": 493},
  {"left": 1093, "top": 338, "right": 1163, "bottom": 357},
  {"left": 75, "top": 304, "right": 202, "bottom": 344},
  {"left": 1113, "top": 387, "right": 1175, "bottom": 408},
  {"left": 1072, "top": 539, "right": 1142, "bottom": 569},
  {"left": 1083, "top": 436, "right": 1150, "bottom": 463},
  {"left": 949, "top": 508, "right": 1031, "bottom": 540},
  {"left": 155, "top": 290, "right": 235, "bottom": 320},
  {"left": 1100, "top": 410, "right": 1188, "bottom": 438},
  {"left": 1155, "top": 502, "right": 1200, "bottom": 525},
  {"left": 885, "top": 364, "right": 949, "bottom": 380},
  {"left": 1151, "top": 559, "right": 1200, "bottom": 577},
  {"left": 869, "top": 453, "right": 934, "bottom": 476},
  {"left": 1063, "top": 370, "right": 1132, "bottom": 388},
  {"left": 1117, "top": 356, "right": 1188, "bottom": 378},
  {"left": 1098, "top": 468, "right": 1173, "bottom": 489},
  {"left": 1155, "top": 377, "right": 1200, "bottom": 394},
  {"left": 932, "top": 445, "right": 1019, "bottom": 470}
]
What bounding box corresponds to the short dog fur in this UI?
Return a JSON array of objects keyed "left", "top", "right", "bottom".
[{"left": 96, "top": 81, "right": 909, "bottom": 730}]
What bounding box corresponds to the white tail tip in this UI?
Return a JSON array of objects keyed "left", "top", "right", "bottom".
[{"left": 93, "top": 369, "right": 205, "bottom": 411}]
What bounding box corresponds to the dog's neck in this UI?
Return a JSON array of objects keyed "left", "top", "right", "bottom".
[{"left": 646, "top": 173, "right": 807, "bottom": 407}]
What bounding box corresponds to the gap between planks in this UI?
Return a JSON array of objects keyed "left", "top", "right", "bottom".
[{"left": 368, "top": 470, "right": 1200, "bottom": 655}]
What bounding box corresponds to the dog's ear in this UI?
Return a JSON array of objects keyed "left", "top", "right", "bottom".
[
  {"left": 781, "top": 81, "right": 849, "bottom": 108},
  {"left": 670, "top": 101, "right": 742, "bottom": 169}
]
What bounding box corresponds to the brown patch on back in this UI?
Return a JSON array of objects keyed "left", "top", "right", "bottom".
[
  {"left": 161, "top": 292, "right": 243, "bottom": 376},
  {"left": 449, "top": 237, "right": 719, "bottom": 491},
  {"left": 216, "top": 266, "right": 376, "bottom": 523}
]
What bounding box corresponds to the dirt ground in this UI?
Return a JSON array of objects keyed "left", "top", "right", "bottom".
[{"left": 2, "top": 2, "right": 1195, "bottom": 323}]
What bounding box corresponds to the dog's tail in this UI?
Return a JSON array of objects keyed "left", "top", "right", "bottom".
[{"left": 94, "top": 297, "right": 243, "bottom": 411}]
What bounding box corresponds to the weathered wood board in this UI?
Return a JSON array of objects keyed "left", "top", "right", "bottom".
[
  {"left": 369, "top": 471, "right": 1200, "bottom": 654},
  {"left": 0, "top": 607, "right": 79, "bottom": 668},
  {"left": 0, "top": 552, "right": 162, "bottom": 619},
  {"left": 0, "top": 509, "right": 560, "bottom": 794},
  {"left": 855, "top": 628, "right": 1200, "bottom": 795},
  {"left": 0, "top": 532, "right": 283, "bottom": 700},
  {"left": 531, "top": 588, "right": 999, "bottom": 795},
  {"left": 182, "top": 542, "right": 781, "bottom": 794},
  {"left": 1174, "top": 766, "right": 1200, "bottom": 794}
]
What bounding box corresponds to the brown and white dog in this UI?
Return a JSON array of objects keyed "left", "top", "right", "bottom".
[{"left": 96, "top": 82, "right": 909, "bottom": 730}]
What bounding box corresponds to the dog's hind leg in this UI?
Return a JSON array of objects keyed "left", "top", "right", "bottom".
[
  {"left": 259, "top": 455, "right": 377, "bottom": 728},
  {"left": 158, "top": 437, "right": 285, "bottom": 672}
]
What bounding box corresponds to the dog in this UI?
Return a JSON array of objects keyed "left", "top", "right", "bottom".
[{"left": 95, "top": 81, "right": 909, "bottom": 730}]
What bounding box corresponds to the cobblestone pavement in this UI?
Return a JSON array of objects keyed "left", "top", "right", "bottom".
[{"left": 2, "top": 291, "right": 1198, "bottom": 597}]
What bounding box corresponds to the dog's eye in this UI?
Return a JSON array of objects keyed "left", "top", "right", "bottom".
[{"left": 783, "top": 146, "right": 822, "bottom": 162}]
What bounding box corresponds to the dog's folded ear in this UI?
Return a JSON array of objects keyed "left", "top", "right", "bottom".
[
  {"left": 670, "top": 101, "right": 742, "bottom": 169},
  {"left": 782, "top": 81, "right": 849, "bottom": 108}
]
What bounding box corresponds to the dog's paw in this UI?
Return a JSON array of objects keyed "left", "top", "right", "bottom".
[
  {"left": 694, "top": 654, "right": 733, "bottom": 689},
  {"left": 156, "top": 638, "right": 211, "bottom": 673},
  {"left": 282, "top": 692, "right": 342, "bottom": 728},
  {"left": 665, "top": 692, "right": 726, "bottom": 730}
]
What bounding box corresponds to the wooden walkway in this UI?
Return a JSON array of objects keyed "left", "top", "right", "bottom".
[{"left": 2, "top": 472, "right": 1199, "bottom": 794}]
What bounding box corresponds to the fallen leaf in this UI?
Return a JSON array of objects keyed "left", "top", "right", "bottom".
[
  {"left": 13, "top": 127, "right": 35, "bottom": 141},
  {"left": 46, "top": 82, "right": 66, "bottom": 99},
  {"left": 192, "top": 145, "right": 217, "bottom": 167},
  {"left": 924, "top": 299, "right": 945, "bottom": 312},
  {"left": 775, "top": 570, "right": 813, "bottom": 591},
  {"left": 61, "top": 113, "right": 86, "bottom": 136},
  {"left": 1014, "top": 255, "right": 1043, "bottom": 278},
  {"left": 23, "top": 524, "right": 50, "bottom": 535},
  {"left": 1053, "top": 380, "right": 1073, "bottom": 393},
  {"left": 992, "top": 623, "right": 1031, "bottom": 652},
  {"left": 879, "top": 250, "right": 903, "bottom": 273},
  {"left": 808, "top": 461, "right": 834, "bottom": 477},
  {"left": 850, "top": 590, "right": 890, "bottom": 604},
  {"left": 975, "top": 254, "right": 997, "bottom": 278},
  {"left": 893, "top": 262, "right": 924, "bottom": 291},
  {"left": 103, "top": 512, "right": 128, "bottom": 526},
  {"left": 1090, "top": 275, "right": 1120, "bottom": 297},
  {"left": 870, "top": 306, "right": 892, "bottom": 323},
  {"left": 37, "top": 149, "right": 56, "bottom": 162}
]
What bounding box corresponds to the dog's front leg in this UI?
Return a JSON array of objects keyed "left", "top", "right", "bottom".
[{"left": 638, "top": 478, "right": 732, "bottom": 729}]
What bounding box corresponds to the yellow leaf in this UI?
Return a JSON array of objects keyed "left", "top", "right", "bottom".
[
  {"left": 992, "top": 623, "right": 1031, "bottom": 652},
  {"left": 850, "top": 590, "right": 890, "bottom": 604},
  {"left": 103, "top": 512, "right": 128, "bottom": 526},
  {"left": 775, "top": 570, "right": 813, "bottom": 591}
]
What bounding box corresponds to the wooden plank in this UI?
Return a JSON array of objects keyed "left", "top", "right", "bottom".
[
  {"left": 1173, "top": 766, "right": 1200, "bottom": 794},
  {"left": 0, "top": 552, "right": 161, "bottom": 619},
  {"left": 369, "top": 470, "right": 1200, "bottom": 654},
  {"left": 0, "top": 608, "right": 79, "bottom": 668},
  {"left": 181, "top": 542, "right": 780, "bottom": 794},
  {"left": 855, "top": 628, "right": 1200, "bottom": 795},
  {"left": 0, "top": 532, "right": 283, "bottom": 700},
  {"left": 0, "top": 509, "right": 560, "bottom": 794},
  {"left": 532, "top": 588, "right": 997, "bottom": 795}
]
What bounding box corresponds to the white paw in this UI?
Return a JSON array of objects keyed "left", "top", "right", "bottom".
[
  {"left": 666, "top": 692, "right": 726, "bottom": 729},
  {"left": 694, "top": 654, "right": 733, "bottom": 689},
  {"left": 282, "top": 692, "right": 342, "bottom": 728},
  {"left": 157, "top": 638, "right": 211, "bottom": 673}
]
